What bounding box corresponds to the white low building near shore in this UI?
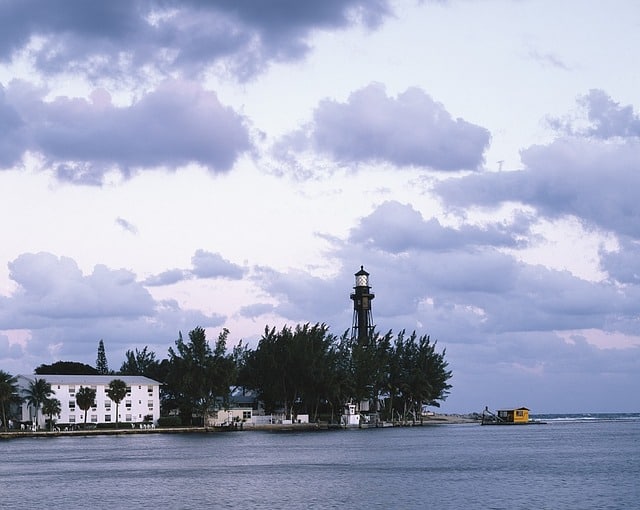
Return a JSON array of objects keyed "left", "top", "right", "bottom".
[{"left": 17, "top": 374, "right": 161, "bottom": 429}]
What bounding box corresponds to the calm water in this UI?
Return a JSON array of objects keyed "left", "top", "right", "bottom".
[{"left": 1, "top": 415, "right": 638, "bottom": 509}]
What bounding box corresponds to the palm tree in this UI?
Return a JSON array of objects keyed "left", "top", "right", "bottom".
[
  {"left": 0, "top": 371, "right": 21, "bottom": 431},
  {"left": 106, "top": 379, "right": 127, "bottom": 428},
  {"left": 76, "top": 386, "right": 96, "bottom": 426},
  {"left": 23, "top": 378, "right": 53, "bottom": 430},
  {"left": 42, "top": 398, "right": 62, "bottom": 431}
]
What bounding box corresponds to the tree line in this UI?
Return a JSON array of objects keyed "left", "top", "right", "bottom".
[
  {"left": 1, "top": 323, "right": 452, "bottom": 428},
  {"left": 238, "top": 324, "right": 453, "bottom": 423}
]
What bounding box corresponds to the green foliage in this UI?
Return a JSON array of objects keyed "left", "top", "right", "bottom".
[
  {"left": 241, "top": 325, "right": 452, "bottom": 423},
  {"left": 0, "top": 370, "right": 21, "bottom": 431},
  {"left": 119, "top": 346, "right": 159, "bottom": 377},
  {"left": 95, "top": 422, "right": 117, "bottom": 429},
  {"left": 23, "top": 377, "right": 53, "bottom": 428},
  {"left": 157, "top": 415, "right": 182, "bottom": 427},
  {"left": 106, "top": 379, "right": 127, "bottom": 403},
  {"left": 117, "top": 346, "right": 170, "bottom": 409},
  {"left": 350, "top": 330, "right": 393, "bottom": 410},
  {"left": 384, "top": 330, "right": 452, "bottom": 422},
  {"left": 76, "top": 386, "right": 97, "bottom": 424},
  {"left": 106, "top": 379, "right": 127, "bottom": 426},
  {"left": 42, "top": 398, "right": 62, "bottom": 430},
  {"left": 165, "top": 327, "right": 236, "bottom": 425},
  {"left": 35, "top": 361, "right": 99, "bottom": 375},
  {"left": 243, "top": 323, "right": 344, "bottom": 420},
  {"left": 96, "top": 339, "right": 109, "bottom": 375}
]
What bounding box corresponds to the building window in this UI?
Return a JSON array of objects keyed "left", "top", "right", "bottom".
[
  {"left": 243, "top": 411, "right": 252, "bottom": 420},
  {"left": 69, "top": 415, "right": 76, "bottom": 423},
  {"left": 105, "top": 402, "right": 111, "bottom": 410},
  {"left": 148, "top": 385, "right": 154, "bottom": 396},
  {"left": 91, "top": 415, "right": 97, "bottom": 423},
  {"left": 126, "top": 386, "right": 131, "bottom": 396},
  {"left": 148, "top": 400, "right": 154, "bottom": 410},
  {"left": 69, "top": 385, "right": 75, "bottom": 397},
  {"left": 125, "top": 400, "right": 132, "bottom": 409},
  {"left": 69, "top": 401, "right": 76, "bottom": 410},
  {"left": 105, "top": 415, "right": 111, "bottom": 422},
  {"left": 125, "top": 414, "right": 132, "bottom": 422}
]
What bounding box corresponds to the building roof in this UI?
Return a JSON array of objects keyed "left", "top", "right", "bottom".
[{"left": 19, "top": 374, "right": 161, "bottom": 385}]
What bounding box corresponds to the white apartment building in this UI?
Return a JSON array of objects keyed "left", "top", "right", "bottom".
[{"left": 18, "top": 374, "right": 161, "bottom": 428}]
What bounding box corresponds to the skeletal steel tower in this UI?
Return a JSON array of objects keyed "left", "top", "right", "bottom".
[{"left": 350, "top": 266, "right": 375, "bottom": 345}]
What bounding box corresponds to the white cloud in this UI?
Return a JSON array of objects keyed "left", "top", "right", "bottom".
[
  {"left": 279, "top": 83, "right": 490, "bottom": 172},
  {"left": 0, "top": 79, "right": 251, "bottom": 183}
]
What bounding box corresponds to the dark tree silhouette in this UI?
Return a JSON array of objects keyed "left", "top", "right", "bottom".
[
  {"left": 165, "top": 327, "right": 236, "bottom": 425},
  {"left": 119, "top": 346, "right": 159, "bottom": 377},
  {"left": 96, "top": 340, "right": 109, "bottom": 375},
  {"left": 76, "top": 386, "right": 97, "bottom": 425},
  {"left": 35, "top": 361, "right": 99, "bottom": 375},
  {"left": 23, "top": 378, "right": 53, "bottom": 429},
  {"left": 106, "top": 379, "right": 127, "bottom": 427},
  {"left": 42, "top": 398, "right": 62, "bottom": 430},
  {"left": 243, "top": 323, "right": 340, "bottom": 420},
  {"left": 242, "top": 325, "right": 452, "bottom": 424},
  {"left": 0, "top": 371, "right": 21, "bottom": 431}
]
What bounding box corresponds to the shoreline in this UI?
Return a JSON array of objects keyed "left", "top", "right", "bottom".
[
  {"left": 0, "top": 414, "right": 479, "bottom": 439},
  {"left": 420, "top": 413, "right": 479, "bottom": 425}
]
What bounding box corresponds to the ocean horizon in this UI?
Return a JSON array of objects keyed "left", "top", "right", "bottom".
[{"left": 530, "top": 412, "right": 640, "bottom": 422}]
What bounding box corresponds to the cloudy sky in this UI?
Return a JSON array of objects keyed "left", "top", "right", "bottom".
[{"left": 1, "top": 0, "right": 639, "bottom": 414}]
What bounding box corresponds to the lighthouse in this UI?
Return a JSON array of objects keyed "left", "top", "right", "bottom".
[{"left": 350, "top": 265, "right": 375, "bottom": 345}]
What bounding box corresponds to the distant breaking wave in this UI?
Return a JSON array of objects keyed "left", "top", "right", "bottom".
[{"left": 532, "top": 413, "right": 640, "bottom": 423}]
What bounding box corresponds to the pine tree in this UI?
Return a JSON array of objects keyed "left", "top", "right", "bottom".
[{"left": 96, "top": 339, "right": 109, "bottom": 374}]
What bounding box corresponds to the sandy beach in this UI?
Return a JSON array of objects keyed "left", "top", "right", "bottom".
[{"left": 421, "top": 413, "right": 479, "bottom": 425}]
